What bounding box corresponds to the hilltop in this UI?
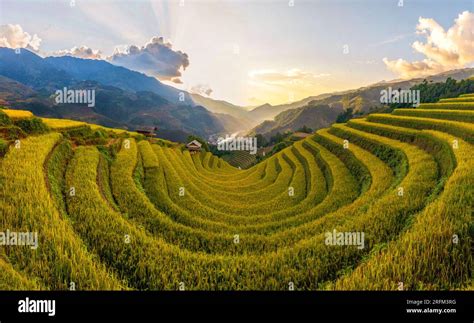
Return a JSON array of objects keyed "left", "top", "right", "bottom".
[
  {"left": 0, "top": 47, "right": 243, "bottom": 141},
  {"left": 250, "top": 69, "right": 474, "bottom": 138},
  {"left": 0, "top": 90, "right": 472, "bottom": 290}
]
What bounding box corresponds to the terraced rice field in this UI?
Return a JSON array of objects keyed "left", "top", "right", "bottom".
[
  {"left": 0, "top": 94, "right": 472, "bottom": 290},
  {"left": 2, "top": 109, "right": 34, "bottom": 120},
  {"left": 222, "top": 150, "right": 257, "bottom": 169},
  {"left": 40, "top": 118, "right": 87, "bottom": 131}
]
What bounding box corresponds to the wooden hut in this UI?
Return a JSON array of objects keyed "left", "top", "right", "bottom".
[
  {"left": 186, "top": 140, "right": 202, "bottom": 154},
  {"left": 136, "top": 127, "right": 157, "bottom": 137}
]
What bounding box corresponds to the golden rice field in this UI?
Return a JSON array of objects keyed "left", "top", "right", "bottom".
[
  {"left": 40, "top": 118, "right": 87, "bottom": 130},
  {"left": 2, "top": 109, "right": 34, "bottom": 120},
  {"left": 0, "top": 94, "right": 472, "bottom": 290}
]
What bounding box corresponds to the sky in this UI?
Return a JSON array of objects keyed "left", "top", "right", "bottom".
[{"left": 1, "top": 0, "right": 473, "bottom": 106}]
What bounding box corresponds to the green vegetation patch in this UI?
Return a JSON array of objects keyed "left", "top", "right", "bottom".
[{"left": 13, "top": 117, "right": 49, "bottom": 135}]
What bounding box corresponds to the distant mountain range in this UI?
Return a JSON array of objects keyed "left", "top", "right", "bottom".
[
  {"left": 191, "top": 66, "right": 474, "bottom": 139},
  {"left": 248, "top": 104, "right": 343, "bottom": 139},
  {"left": 246, "top": 93, "right": 336, "bottom": 122},
  {"left": 44, "top": 55, "right": 193, "bottom": 104},
  {"left": 249, "top": 67, "right": 474, "bottom": 138},
  {"left": 190, "top": 93, "right": 256, "bottom": 129},
  {"left": 0, "top": 47, "right": 243, "bottom": 140},
  {"left": 1, "top": 47, "right": 473, "bottom": 142}
]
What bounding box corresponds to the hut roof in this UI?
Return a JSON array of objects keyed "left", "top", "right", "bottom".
[{"left": 186, "top": 140, "right": 202, "bottom": 148}]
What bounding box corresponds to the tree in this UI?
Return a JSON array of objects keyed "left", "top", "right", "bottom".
[
  {"left": 268, "top": 132, "right": 285, "bottom": 145},
  {"left": 336, "top": 108, "right": 353, "bottom": 123},
  {"left": 255, "top": 134, "right": 267, "bottom": 147},
  {"left": 271, "top": 141, "right": 290, "bottom": 154},
  {"left": 187, "top": 135, "right": 209, "bottom": 151},
  {"left": 390, "top": 77, "right": 474, "bottom": 109},
  {"left": 297, "top": 125, "right": 313, "bottom": 133}
]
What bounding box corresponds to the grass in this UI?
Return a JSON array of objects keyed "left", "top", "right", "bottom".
[
  {"left": 334, "top": 132, "right": 473, "bottom": 290},
  {"left": 346, "top": 119, "right": 455, "bottom": 180},
  {"left": 0, "top": 97, "right": 472, "bottom": 290},
  {"left": 222, "top": 150, "right": 257, "bottom": 169},
  {"left": 392, "top": 108, "right": 474, "bottom": 123},
  {"left": 46, "top": 140, "right": 73, "bottom": 216},
  {"left": 419, "top": 102, "right": 474, "bottom": 109},
  {"left": 0, "top": 110, "right": 12, "bottom": 126},
  {"left": 0, "top": 256, "right": 41, "bottom": 290},
  {"left": 438, "top": 97, "right": 474, "bottom": 103},
  {"left": 0, "top": 138, "right": 8, "bottom": 157},
  {"left": 89, "top": 124, "right": 142, "bottom": 138},
  {"left": 1, "top": 109, "right": 34, "bottom": 120},
  {"left": 148, "top": 140, "right": 357, "bottom": 230},
  {"left": 41, "top": 118, "right": 87, "bottom": 131},
  {"left": 156, "top": 146, "right": 305, "bottom": 216},
  {"left": 0, "top": 133, "right": 122, "bottom": 289},
  {"left": 366, "top": 114, "right": 474, "bottom": 144},
  {"left": 147, "top": 142, "right": 328, "bottom": 228}
]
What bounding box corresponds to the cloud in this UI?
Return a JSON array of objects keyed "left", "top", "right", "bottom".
[
  {"left": 0, "top": 24, "right": 102, "bottom": 60},
  {"left": 372, "top": 34, "right": 409, "bottom": 46},
  {"left": 0, "top": 26, "right": 191, "bottom": 82},
  {"left": 0, "top": 24, "right": 41, "bottom": 51},
  {"left": 52, "top": 46, "right": 103, "bottom": 59},
  {"left": 383, "top": 11, "right": 474, "bottom": 78},
  {"left": 382, "top": 57, "right": 447, "bottom": 78},
  {"left": 190, "top": 84, "right": 213, "bottom": 96},
  {"left": 108, "top": 36, "right": 189, "bottom": 83},
  {"left": 248, "top": 68, "right": 330, "bottom": 86}
]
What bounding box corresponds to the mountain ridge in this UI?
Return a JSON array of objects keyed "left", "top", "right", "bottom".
[
  {"left": 249, "top": 67, "right": 474, "bottom": 138},
  {"left": 0, "top": 48, "right": 231, "bottom": 140}
]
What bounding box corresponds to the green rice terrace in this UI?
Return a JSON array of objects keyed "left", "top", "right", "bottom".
[
  {"left": 221, "top": 150, "right": 257, "bottom": 169},
  {"left": 0, "top": 93, "right": 473, "bottom": 291}
]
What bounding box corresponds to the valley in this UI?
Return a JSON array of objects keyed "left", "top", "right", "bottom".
[
  {"left": 0, "top": 92, "right": 472, "bottom": 290},
  {"left": 0, "top": 1, "right": 473, "bottom": 301}
]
